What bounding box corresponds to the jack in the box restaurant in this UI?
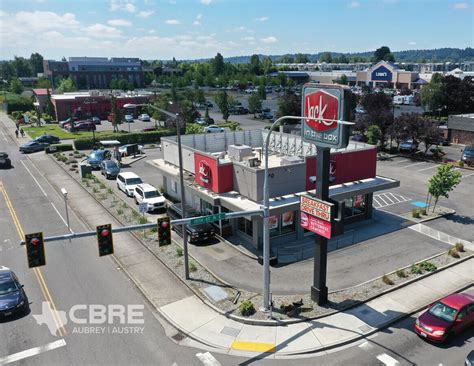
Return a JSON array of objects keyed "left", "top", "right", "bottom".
[{"left": 151, "top": 129, "right": 400, "bottom": 250}]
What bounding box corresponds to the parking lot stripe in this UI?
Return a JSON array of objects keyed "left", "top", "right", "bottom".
[
  {"left": 463, "top": 172, "right": 474, "bottom": 178},
  {"left": 404, "top": 162, "right": 425, "bottom": 168},
  {"left": 376, "top": 353, "right": 399, "bottom": 365},
  {"left": 376, "top": 194, "right": 390, "bottom": 206},
  {"left": 417, "top": 164, "right": 439, "bottom": 172},
  {"left": 386, "top": 159, "right": 410, "bottom": 166},
  {"left": 387, "top": 192, "right": 404, "bottom": 203},
  {"left": 382, "top": 193, "right": 395, "bottom": 204},
  {"left": 373, "top": 197, "right": 382, "bottom": 208}
]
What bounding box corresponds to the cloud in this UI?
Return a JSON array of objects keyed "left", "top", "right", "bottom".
[
  {"left": 84, "top": 23, "right": 122, "bottom": 38},
  {"left": 193, "top": 13, "right": 203, "bottom": 26},
  {"left": 109, "top": 0, "right": 136, "bottom": 13},
  {"left": 137, "top": 10, "right": 154, "bottom": 18},
  {"left": 408, "top": 41, "right": 416, "bottom": 46},
  {"left": 165, "top": 19, "right": 181, "bottom": 25},
  {"left": 453, "top": 2, "right": 470, "bottom": 10},
  {"left": 107, "top": 19, "right": 132, "bottom": 26},
  {"left": 260, "top": 36, "right": 277, "bottom": 44},
  {"left": 0, "top": 10, "right": 6, "bottom": 17},
  {"left": 13, "top": 11, "right": 80, "bottom": 30},
  {"left": 255, "top": 16, "right": 268, "bottom": 22},
  {"left": 196, "top": 13, "right": 203, "bottom": 20},
  {"left": 149, "top": 29, "right": 156, "bottom": 34},
  {"left": 241, "top": 36, "right": 255, "bottom": 41},
  {"left": 169, "top": 0, "right": 176, "bottom": 3},
  {"left": 201, "top": 0, "right": 212, "bottom": 4},
  {"left": 348, "top": 1, "right": 360, "bottom": 8}
]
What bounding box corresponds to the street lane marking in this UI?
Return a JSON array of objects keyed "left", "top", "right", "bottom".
[
  {"left": 0, "top": 339, "right": 66, "bottom": 364},
  {"left": 231, "top": 341, "right": 276, "bottom": 353},
  {"left": 20, "top": 160, "right": 47, "bottom": 197},
  {"left": 417, "top": 164, "right": 439, "bottom": 172},
  {"left": 0, "top": 181, "right": 66, "bottom": 337},
  {"left": 50, "top": 203, "right": 72, "bottom": 233},
  {"left": 358, "top": 341, "right": 374, "bottom": 351},
  {"left": 404, "top": 161, "right": 425, "bottom": 168},
  {"left": 463, "top": 172, "right": 474, "bottom": 178},
  {"left": 386, "top": 159, "right": 410, "bottom": 165},
  {"left": 376, "top": 353, "right": 399, "bottom": 366},
  {"left": 196, "top": 352, "right": 221, "bottom": 366}
]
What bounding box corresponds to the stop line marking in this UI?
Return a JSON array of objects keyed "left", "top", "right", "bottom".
[{"left": 0, "top": 339, "right": 66, "bottom": 364}]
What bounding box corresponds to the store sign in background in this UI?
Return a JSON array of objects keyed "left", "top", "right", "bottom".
[{"left": 371, "top": 65, "right": 393, "bottom": 81}]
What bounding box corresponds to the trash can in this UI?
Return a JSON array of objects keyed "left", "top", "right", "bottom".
[{"left": 80, "top": 164, "right": 92, "bottom": 178}]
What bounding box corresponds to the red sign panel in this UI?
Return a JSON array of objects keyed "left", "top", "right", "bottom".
[
  {"left": 300, "top": 195, "right": 333, "bottom": 222},
  {"left": 304, "top": 89, "right": 339, "bottom": 132},
  {"left": 198, "top": 160, "right": 211, "bottom": 183},
  {"left": 300, "top": 212, "right": 332, "bottom": 239}
]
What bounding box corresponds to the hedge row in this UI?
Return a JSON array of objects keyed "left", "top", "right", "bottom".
[
  {"left": 45, "top": 144, "right": 74, "bottom": 153},
  {"left": 7, "top": 99, "right": 34, "bottom": 114},
  {"left": 73, "top": 129, "right": 176, "bottom": 150}
]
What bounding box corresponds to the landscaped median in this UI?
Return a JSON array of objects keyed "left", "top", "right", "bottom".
[{"left": 49, "top": 151, "right": 474, "bottom": 325}]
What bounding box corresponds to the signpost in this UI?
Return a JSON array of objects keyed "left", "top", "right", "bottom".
[
  {"left": 190, "top": 213, "right": 226, "bottom": 226},
  {"left": 301, "top": 83, "right": 352, "bottom": 305},
  {"left": 138, "top": 202, "right": 147, "bottom": 214}
]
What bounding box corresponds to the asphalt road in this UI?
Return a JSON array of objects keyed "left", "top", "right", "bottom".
[{"left": 0, "top": 118, "right": 212, "bottom": 365}]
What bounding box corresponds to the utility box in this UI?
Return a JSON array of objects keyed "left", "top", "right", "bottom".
[
  {"left": 228, "top": 144, "right": 253, "bottom": 161},
  {"left": 80, "top": 164, "right": 92, "bottom": 178}
]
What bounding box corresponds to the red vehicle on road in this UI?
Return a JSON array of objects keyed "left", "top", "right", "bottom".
[{"left": 414, "top": 292, "right": 474, "bottom": 343}]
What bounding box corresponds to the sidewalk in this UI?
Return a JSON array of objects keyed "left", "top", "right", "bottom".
[{"left": 2, "top": 112, "right": 473, "bottom": 357}]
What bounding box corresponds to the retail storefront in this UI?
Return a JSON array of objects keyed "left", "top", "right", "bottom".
[{"left": 356, "top": 61, "right": 419, "bottom": 90}]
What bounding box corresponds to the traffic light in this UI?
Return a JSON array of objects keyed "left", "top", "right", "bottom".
[
  {"left": 157, "top": 217, "right": 171, "bottom": 246},
  {"left": 25, "top": 232, "right": 46, "bottom": 268},
  {"left": 96, "top": 224, "right": 114, "bottom": 256}
]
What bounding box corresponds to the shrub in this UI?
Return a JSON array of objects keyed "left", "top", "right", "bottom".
[
  {"left": 99, "top": 182, "right": 106, "bottom": 189},
  {"left": 382, "top": 274, "right": 394, "bottom": 285},
  {"left": 412, "top": 209, "right": 421, "bottom": 218},
  {"left": 454, "top": 243, "right": 464, "bottom": 252},
  {"left": 92, "top": 187, "right": 98, "bottom": 193},
  {"left": 45, "top": 144, "right": 74, "bottom": 153},
  {"left": 448, "top": 248, "right": 460, "bottom": 258},
  {"left": 411, "top": 264, "right": 422, "bottom": 274},
  {"left": 189, "top": 262, "right": 197, "bottom": 272},
  {"left": 458, "top": 160, "right": 464, "bottom": 167},
  {"left": 73, "top": 130, "right": 175, "bottom": 150},
  {"left": 6, "top": 95, "right": 34, "bottom": 114},
  {"left": 396, "top": 269, "right": 406, "bottom": 278},
  {"left": 117, "top": 208, "right": 124, "bottom": 215},
  {"left": 107, "top": 188, "right": 113, "bottom": 194},
  {"left": 67, "top": 158, "right": 77, "bottom": 164},
  {"left": 137, "top": 216, "right": 148, "bottom": 225},
  {"left": 420, "top": 208, "right": 427, "bottom": 215},
  {"left": 419, "top": 261, "right": 437, "bottom": 272},
  {"left": 176, "top": 247, "right": 183, "bottom": 257},
  {"left": 239, "top": 300, "right": 256, "bottom": 316}
]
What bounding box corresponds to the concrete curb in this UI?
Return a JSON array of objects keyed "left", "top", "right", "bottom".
[{"left": 392, "top": 152, "right": 474, "bottom": 171}]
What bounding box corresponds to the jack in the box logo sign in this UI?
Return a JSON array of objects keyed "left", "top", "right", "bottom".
[
  {"left": 302, "top": 84, "right": 352, "bottom": 149},
  {"left": 198, "top": 160, "right": 211, "bottom": 183}
]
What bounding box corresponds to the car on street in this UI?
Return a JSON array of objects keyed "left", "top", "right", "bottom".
[
  {"left": 466, "top": 351, "right": 474, "bottom": 366},
  {"left": 399, "top": 139, "right": 419, "bottom": 152},
  {"left": 351, "top": 133, "right": 368, "bottom": 142},
  {"left": 100, "top": 159, "right": 121, "bottom": 179},
  {"left": 167, "top": 204, "right": 215, "bottom": 244},
  {"left": 138, "top": 114, "right": 151, "bottom": 122},
  {"left": 87, "top": 149, "right": 111, "bottom": 169},
  {"left": 19, "top": 140, "right": 49, "bottom": 153},
  {"left": 124, "top": 115, "right": 134, "bottom": 123},
  {"left": 195, "top": 117, "right": 208, "bottom": 126},
  {"left": 205, "top": 101, "right": 213, "bottom": 108},
  {"left": 89, "top": 116, "right": 101, "bottom": 125},
  {"left": 0, "top": 152, "right": 12, "bottom": 169},
  {"left": 355, "top": 106, "right": 367, "bottom": 114},
  {"left": 116, "top": 172, "right": 143, "bottom": 197},
  {"left": 35, "top": 134, "right": 60, "bottom": 144},
  {"left": 461, "top": 146, "right": 474, "bottom": 166},
  {"left": 0, "top": 266, "right": 29, "bottom": 318},
  {"left": 414, "top": 291, "right": 474, "bottom": 343},
  {"left": 59, "top": 117, "right": 79, "bottom": 128},
  {"left": 204, "top": 125, "right": 224, "bottom": 133},
  {"left": 133, "top": 183, "right": 166, "bottom": 212},
  {"left": 259, "top": 111, "right": 273, "bottom": 120},
  {"left": 69, "top": 121, "right": 96, "bottom": 132}
]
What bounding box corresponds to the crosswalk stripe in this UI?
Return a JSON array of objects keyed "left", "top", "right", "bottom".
[
  {"left": 376, "top": 353, "right": 399, "bottom": 366},
  {"left": 196, "top": 352, "right": 221, "bottom": 366}
]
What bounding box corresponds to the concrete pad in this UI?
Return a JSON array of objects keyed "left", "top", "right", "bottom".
[
  {"left": 126, "top": 259, "right": 166, "bottom": 283},
  {"left": 190, "top": 316, "right": 244, "bottom": 349},
  {"left": 160, "top": 296, "right": 219, "bottom": 333},
  {"left": 115, "top": 250, "right": 152, "bottom": 267},
  {"left": 445, "top": 259, "right": 474, "bottom": 279},
  {"left": 275, "top": 321, "right": 321, "bottom": 354},
  {"left": 140, "top": 276, "right": 191, "bottom": 307},
  {"left": 235, "top": 323, "right": 277, "bottom": 345},
  {"left": 308, "top": 312, "right": 370, "bottom": 347},
  {"left": 417, "top": 267, "right": 472, "bottom": 296},
  {"left": 347, "top": 297, "right": 409, "bottom": 328}
]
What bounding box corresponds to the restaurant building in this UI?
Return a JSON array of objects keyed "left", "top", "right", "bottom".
[{"left": 150, "top": 130, "right": 399, "bottom": 250}]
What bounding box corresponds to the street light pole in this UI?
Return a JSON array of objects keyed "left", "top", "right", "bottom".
[
  {"left": 124, "top": 103, "right": 189, "bottom": 279},
  {"left": 61, "top": 188, "right": 71, "bottom": 240}
]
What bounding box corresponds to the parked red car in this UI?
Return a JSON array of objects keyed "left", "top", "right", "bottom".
[{"left": 414, "top": 292, "right": 474, "bottom": 343}]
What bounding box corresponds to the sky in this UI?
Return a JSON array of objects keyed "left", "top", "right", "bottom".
[{"left": 0, "top": 0, "right": 473, "bottom": 61}]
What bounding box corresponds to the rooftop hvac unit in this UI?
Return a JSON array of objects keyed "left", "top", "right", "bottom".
[
  {"left": 228, "top": 144, "right": 253, "bottom": 161},
  {"left": 280, "top": 156, "right": 304, "bottom": 166},
  {"left": 248, "top": 157, "right": 260, "bottom": 167}
]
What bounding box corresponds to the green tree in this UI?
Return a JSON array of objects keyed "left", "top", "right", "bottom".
[
  {"left": 204, "top": 105, "right": 211, "bottom": 122},
  {"left": 45, "top": 89, "right": 56, "bottom": 120},
  {"left": 339, "top": 74, "right": 348, "bottom": 85},
  {"left": 320, "top": 52, "right": 333, "bottom": 63},
  {"left": 249, "top": 54, "right": 261, "bottom": 75},
  {"left": 360, "top": 92, "right": 393, "bottom": 148},
  {"left": 195, "top": 88, "right": 206, "bottom": 104},
  {"left": 257, "top": 85, "right": 266, "bottom": 100},
  {"left": 211, "top": 53, "right": 224, "bottom": 76},
  {"left": 186, "top": 123, "right": 204, "bottom": 135},
  {"left": 248, "top": 93, "right": 262, "bottom": 117},
  {"left": 11, "top": 56, "right": 32, "bottom": 77},
  {"left": 367, "top": 125, "right": 381, "bottom": 145},
  {"left": 9, "top": 78, "right": 24, "bottom": 94},
  {"left": 373, "top": 46, "right": 395, "bottom": 62},
  {"left": 215, "top": 91, "right": 229, "bottom": 121},
  {"left": 110, "top": 95, "right": 122, "bottom": 132},
  {"left": 295, "top": 53, "right": 309, "bottom": 63},
  {"left": 29, "top": 52, "right": 44, "bottom": 76},
  {"left": 427, "top": 165, "right": 462, "bottom": 213},
  {"left": 277, "top": 92, "right": 300, "bottom": 120},
  {"left": 420, "top": 73, "right": 445, "bottom": 114},
  {"left": 36, "top": 77, "right": 51, "bottom": 88},
  {"left": 56, "top": 77, "right": 76, "bottom": 94}
]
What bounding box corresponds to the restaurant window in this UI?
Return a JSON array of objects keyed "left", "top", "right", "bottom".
[
  {"left": 270, "top": 211, "right": 296, "bottom": 237},
  {"left": 344, "top": 195, "right": 366, "bottom": 218},
  {"left": 238, "top": 217, "right": 253, "bottom": 237}
]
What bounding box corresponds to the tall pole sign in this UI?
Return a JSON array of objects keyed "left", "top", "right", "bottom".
[{"left": 301, "top": 83, "right": 352, "bottom": 305}]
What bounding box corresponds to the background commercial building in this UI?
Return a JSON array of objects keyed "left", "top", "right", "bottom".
[
  {"left": 151, "top": 130, "right": 399, "bottom": 250},
  {"left": 448, "top": 114, "right": 474, "bottom": 145},
  {"left": 43, "top": 57, "right": 145, "bottom": 89}
]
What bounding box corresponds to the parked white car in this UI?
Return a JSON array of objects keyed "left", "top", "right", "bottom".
[
  {"left": 133, "top": 184, "right": 166, "bottom": 212},
  {"left": 116, "top": 172, "right": 143, "bottom": 197},
  {"left": 124, "top": 115, "right": 134, "bottom": 123},
  {"left": 204, "top": 125, "right": 224, "bottom": 133},
  {"left": 118, "top": 144, "right": 144, "bottom": 157},
  {"left": 138, "top": 114, "right": 150, "bottom": 121}
]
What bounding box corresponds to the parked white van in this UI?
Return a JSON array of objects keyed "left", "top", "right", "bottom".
[{"left": 116, "top": 172, "right": 143, "bottom": 197}]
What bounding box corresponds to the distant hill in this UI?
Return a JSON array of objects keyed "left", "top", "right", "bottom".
[{"left": 182, "top": 48, "right": 474, "bottom": 64}]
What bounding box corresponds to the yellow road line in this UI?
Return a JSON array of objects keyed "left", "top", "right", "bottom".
[
  {"left": 0, "top": 181, "right": 66, "bottom": 337},
  {"left": 231, "top": 341, "right": 276, "bottom": 353}
]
